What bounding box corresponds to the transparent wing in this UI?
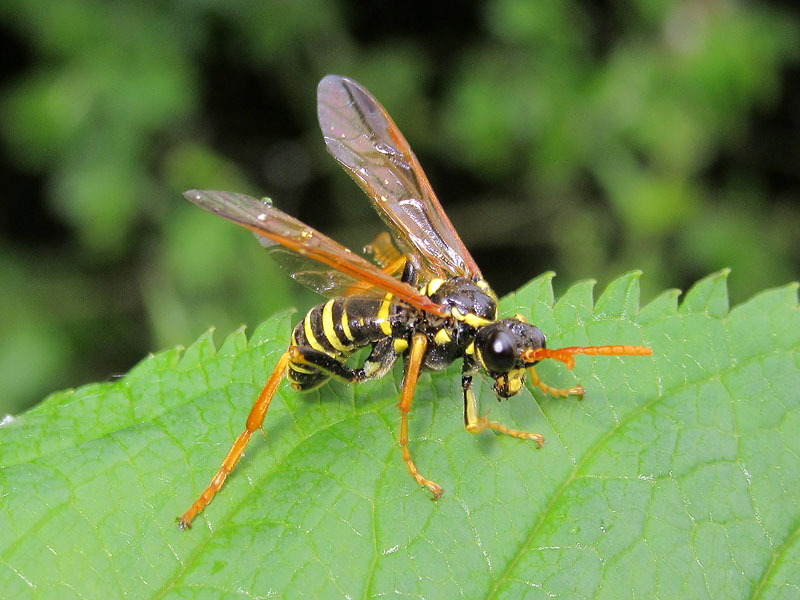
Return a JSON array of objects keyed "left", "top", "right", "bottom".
[
  {"left": 256, "top": 242, "right": 398, "bottom": 298},
  {"left": 184, "top": 189, "right": 447, "bottom": 316},
  {"left": 317, "top": 74, "right": 482, "bottom": 282}
]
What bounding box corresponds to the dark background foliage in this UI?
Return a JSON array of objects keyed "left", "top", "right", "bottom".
[{"left": 1, "top": 0, "right": 798, "bottom": 415}]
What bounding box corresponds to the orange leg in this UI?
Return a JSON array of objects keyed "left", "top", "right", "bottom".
[
  {"left": 363, "top": 231, "right": 405, "bottom": 270},
  {"left": 178, "top": 349, "right": 292, "bottom": 529},
  {"left": 344, "top": 232, "right": 407, "bottom": 295},
  {"left": 469, "top": 415, "right": 545, "bottom": 446},
  {"left": 345, "top": 256, "right": 406, "bottom": 295},
  {"left": 527, "top": 366, "right": 585, "bottom": 398},
  {"left": 398, "top": 333, "right": 443, "bottom": 498}
]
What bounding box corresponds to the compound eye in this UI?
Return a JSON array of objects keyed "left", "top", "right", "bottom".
[{"left": 481, "top": 330, "right": 516, "bottom": 373}]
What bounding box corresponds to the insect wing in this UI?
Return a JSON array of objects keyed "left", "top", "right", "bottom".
[
  {"left": 184, "top": 189, "right": 447, "bottom": 315},
  {"left": 317, "top": 74, "right": 482, "bottom": 281},
  {"left": 255, "top": 242, "right": 381, "bottom": 298}
]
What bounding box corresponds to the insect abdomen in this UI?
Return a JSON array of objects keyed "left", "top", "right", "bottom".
[{"left": 288, "top": 297, "right": 394, "bottom": 389}]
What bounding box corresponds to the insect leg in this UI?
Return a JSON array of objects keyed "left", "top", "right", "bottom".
[
  {"left": 343, "top": 254, "right": 407, "bottom": 296},
  {"left": 345, "top": 233, "right": 407, "bottom": 295},
  {"left": 289, "top": 347, "right": 362, "bottom": 384},
  {"left": 462, "top": 373, "right": 544, "bottom": 446},
  {"left": 398, "top": 333, "right": 442, "bottom": 498},
  {"left": 527, "top": 366, "right": 585, "bottom": 398},
  {"left": 289, "top": 338, "right": 400, "bottom": 384},
  {"left": 523, "top": 344, "right": 651, "bottom": 397},
  {"left": 363, "top": 231, "right": 406, "bottom": 274},
  {"left": 178, "top": 349, "right": 292, "bottom": 529},
  {"left": 357, "top": 337, "right": 400, "bottom": 380}
]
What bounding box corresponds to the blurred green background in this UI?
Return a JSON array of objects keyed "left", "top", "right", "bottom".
[{"left": 0, "top": 0, "right": 798, "bottom": 416}]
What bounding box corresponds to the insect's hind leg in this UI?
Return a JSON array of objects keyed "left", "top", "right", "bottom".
[
  {"left": 179, "top": 349, "right": 292, "bottom": 529},
  {"left": 179, "top": 341, "right": 402, "bottom": 528},
  {"left": 291, "top": 337, "right": 401, "bottom": 386},
  {"left": 288, "top": 346, "right": 361, "bottom": 387}
]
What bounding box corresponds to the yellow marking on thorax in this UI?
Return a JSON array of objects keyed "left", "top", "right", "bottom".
[
  {"left": 303, "top": 311, "right": 327, "bottom": 353},
  {"left": 425, "top": 278, "right": 446, "bottom": 296},
  {"left": 322, "top": 300, "right": 351, "bottom": 352},
  {"left": 451, "top": 307, "right": 493, "bottom": 328},
  {"left": 377, "top": 293, "right": 393, "bottom": 336},
  {"left": 393, "top": 338, "right": 409, "bottom": 353},
  {"left": 476, "top": 279, "right": 499, "bottom": 303},
  {"left": 434, "top": 328, "right": 451, "bottom": 345},
  {"left": 465, "top": 341, "right": 475, "bottom": 355}
]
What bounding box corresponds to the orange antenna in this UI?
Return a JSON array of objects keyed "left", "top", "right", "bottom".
[{"left": 522, "top": 345, "right": 652, "bottom": 370}]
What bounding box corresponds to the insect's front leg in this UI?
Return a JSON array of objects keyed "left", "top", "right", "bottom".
[
  {"left": 527, "top": 365, "right": 585, "bottom": 398},
  {"left": 462, "top": 365, "right": 544, "bottom": 446}
]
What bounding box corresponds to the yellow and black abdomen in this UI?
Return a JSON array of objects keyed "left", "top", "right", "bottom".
[{"left": 287, "top": 296, "right": 403, "bottom": 390}]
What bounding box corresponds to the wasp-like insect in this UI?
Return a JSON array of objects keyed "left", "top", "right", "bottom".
[{"left": 178, "top": 75, "right": 651, "bottom": 528}]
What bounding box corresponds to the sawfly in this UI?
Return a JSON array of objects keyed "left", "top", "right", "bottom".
[{"left": 179, "top": 75, "right": 651, "bottom": 528}]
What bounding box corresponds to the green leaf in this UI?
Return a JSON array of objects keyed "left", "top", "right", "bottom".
[{"left": 1, "top": 271, "right": 798, "bottom": 599}]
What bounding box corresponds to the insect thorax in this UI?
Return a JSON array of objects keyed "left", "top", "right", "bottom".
[{"left": 419, "top": 277, "right": 498, "bottom": 370}]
